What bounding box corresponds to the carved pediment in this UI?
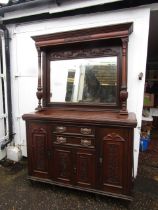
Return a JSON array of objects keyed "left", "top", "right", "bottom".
[{"left": 103, "top": 133, "right": 125, "bottom": 142}]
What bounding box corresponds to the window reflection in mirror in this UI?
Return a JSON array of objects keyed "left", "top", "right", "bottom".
[{"left": 50, "top": 57, "right": 117, "bottom": 104}]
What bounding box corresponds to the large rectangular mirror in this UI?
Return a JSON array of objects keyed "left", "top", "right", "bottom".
[{"left": 50, "top": 56, "right": 118, "bottom": 104}]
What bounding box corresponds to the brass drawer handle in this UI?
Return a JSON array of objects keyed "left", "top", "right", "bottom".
[
  {"left": 55, "top": 126, "right": 66, "bottom": 133},
  {"left": 81, "top": 139, "right": 92, "bottom": 147},
  {"left": 80, "top": 128, "right": 92, "bottom": 135},
  {"left": 56, "top": 136, "right": 67, "bottom": 144}
]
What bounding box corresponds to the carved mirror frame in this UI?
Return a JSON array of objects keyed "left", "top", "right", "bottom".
[{"left": 32, "top": 22, "right": 133, "bottom": 114}]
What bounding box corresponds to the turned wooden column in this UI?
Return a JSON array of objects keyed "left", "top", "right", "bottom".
[
  {"left": 35, "top": 47, "right": 43, "bottom": 111},
  {"left": 120, "top": 37, "right": 128, "bottom": 115}
]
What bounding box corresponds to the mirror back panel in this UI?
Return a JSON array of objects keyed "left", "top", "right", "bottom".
[
  {"left": 45, "top": 42, "right": 122, "bottom": 110},
  {"left": 32, "top": 23, "right": 133, "bottom": 112}
]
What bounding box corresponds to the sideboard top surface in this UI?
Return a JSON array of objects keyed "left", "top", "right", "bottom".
[{"left": 22, "top": 109, "right": 137, "bottom": 127}]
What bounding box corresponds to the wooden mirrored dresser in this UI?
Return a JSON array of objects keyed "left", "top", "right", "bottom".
[{"left": 23, "top": 23, "right": 137, "bottom": 200}]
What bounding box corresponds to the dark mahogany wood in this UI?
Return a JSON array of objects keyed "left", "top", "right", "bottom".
[
  {"left": 32, "top": 22, "right": 133, "bottom": 113},
  {"left": 35, "top": 47, "right": 43, "bottom": 111},
  {"left": 52, "top": 146, "right": 73, "bottom": 184},
  {"left": 27, "top": 123, "right": 50, "bottom": 179},
  {"left": 32, "top": 23, "right": 133, "bottom": 48},
  {"left": 23, "top": 109, "right": 136, "bottom": 127},
  {"left": 120, "top": 37, "right": 129, "bottom": 114},
  {"left": 23, "top": 22, "right": 137, "bottom": 201},
  {"left": 97, "top": 127, "right": 131, "bottom": 195},
  {"left": 23, "top": 110, "right": 137, "bottom": 200},
  {"left": 75, "top": 149, "right": 96, "bottom": 188}
]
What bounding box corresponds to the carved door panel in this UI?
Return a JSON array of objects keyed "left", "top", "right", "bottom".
[
  {"left": 27, "top": 123, "right": 50, "bottom": 179},
  {"left": 53, "top": 146, "right": 73, "bottom": 184},
  {"left": 99, "top": 128, "right": 129, "bottom": 194},
  {"left": 75, "top": 149, "right": 96, "bottom": 188}
]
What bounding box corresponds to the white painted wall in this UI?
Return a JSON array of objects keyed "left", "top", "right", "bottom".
[{"left": 8, "top": 6, "right": 150, "bottom": 177}]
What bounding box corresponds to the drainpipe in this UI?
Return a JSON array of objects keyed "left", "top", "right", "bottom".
[{"left": 0, "top": 24, "right": 14, "bottom": 150}]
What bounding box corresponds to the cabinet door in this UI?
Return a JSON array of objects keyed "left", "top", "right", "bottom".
[
  {"left": 52, "top": 146, "right": 73, "bottom": 185},
  {"left": 75, "top": 149, "right": 96, "bottom": 188},
  {"left": 27, "top": 123, "right": 50, "bottom": 179},
  {"left": 98, "top": 128, "right": 130, "bottom": 194}
]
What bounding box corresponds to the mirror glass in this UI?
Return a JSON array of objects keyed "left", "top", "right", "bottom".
[{"left": 50, "top": 57, "right": 117, "bottom": 104}]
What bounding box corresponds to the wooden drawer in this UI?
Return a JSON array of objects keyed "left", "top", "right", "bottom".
[
  {"left": 52, "top": 135, "right": 95, "bottom": 148},
  {"left": 52, "top": 125, "right": 95, "bottom": 136}
]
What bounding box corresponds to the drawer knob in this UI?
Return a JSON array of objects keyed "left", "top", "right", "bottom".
[
  {"left": 80, "top": 128, "right": 92, "bottom": 135},
  {"left": 56, "top": 136, "right": 67, "bottom": 144},
  {"left": 81, "top": 139, "right": 91, "bottom": 147},
  {"left": 56, "top": 126, "right": 66, "bottom": 133}
]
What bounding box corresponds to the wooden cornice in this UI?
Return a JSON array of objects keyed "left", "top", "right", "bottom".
[{"left": 32, "top": 22, "right": 133, "bottom": 48}]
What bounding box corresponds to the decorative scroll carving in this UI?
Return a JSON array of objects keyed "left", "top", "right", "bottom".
[
  {"left": 103, "top": 133, "right": 125, "bottom": 185},
  {"left": 32, "top": 126, "right": 47, "bottom": 172},
  {"left": 120, "top": 37, "right": 129, "bottom": 115},
  {"left": 106, "top": 144, "right": 119, "bottom": 183},
  {"left": 59, "top": 153, "right": 68, "bottom": 177},
  {"left": 103, "top": 133, "right": 125, "bottom": 142},
  {"left": 58, "top": 152, "right": 70, "bottom": 178},
  {"left": 32, "top": 127, "right": 46, "bottom": 134},
  {"left": 80, "top": 157, "right": 88, "bottom": 181},
  {"left": 35, "top": 135, "right": 46, "bottom": 171},
  {"left": 49, "top": 47, "right": 117, "bottom": 60}
]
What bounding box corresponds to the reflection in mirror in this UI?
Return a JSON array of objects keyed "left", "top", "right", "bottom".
[{"left": 50, "top": 57, "right": 117, "bottom": 104}]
